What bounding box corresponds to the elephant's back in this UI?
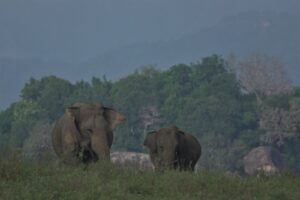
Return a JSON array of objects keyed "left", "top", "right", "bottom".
[{"left": 185, "top": 133, "right": 201, "bottom": 160}]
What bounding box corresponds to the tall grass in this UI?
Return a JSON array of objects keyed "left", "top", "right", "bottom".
[{"left": 0, "top": 153, "right": 299, "bottom": 200}]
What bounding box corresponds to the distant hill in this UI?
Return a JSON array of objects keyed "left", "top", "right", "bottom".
[
  {"left": 1, "top": 11, "right": 300, "bottom": 110},
  {"left": 83, "top": 12, "right": 300, "bottom": 83},
  {"left": 0, "top": 58, "right": 79, "bottom": 109},
  {"left": 2, "top": 0, "right": 299, "bottom": 62}
]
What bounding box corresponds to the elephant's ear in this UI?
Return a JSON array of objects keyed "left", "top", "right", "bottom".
[
  {"left": 104, "top": 107, "right": 126, "bottom": 130},
  {"left": 144, "top": 131, "right": 157, "bottom": 151},
  {"left": 64, "top": 106, "right": 81, "bottom": 142},
  {"left": 65, "top": 106, "right": 80, "bottom": 122}
]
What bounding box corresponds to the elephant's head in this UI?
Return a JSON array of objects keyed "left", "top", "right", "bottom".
[
  {"left": 144, "top": 126, "right": 184, "bottom": 170},
  {"left": 65, "top": 102, "right": 126, "bottom": 161}
]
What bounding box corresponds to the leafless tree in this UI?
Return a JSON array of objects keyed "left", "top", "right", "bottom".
[
  {"left": 228, "top": 53, "right": 299, "bottom": 146},
  {"left": 129, "top": 105, "right": 161, "bottom": 137},
  {"left": 235, "top": 53, "right": 293, "bottom": 104},
  {"left": 259, "top": 99, "right": 300, "bottom": 146},
  {"left": 139, "top": 105, "right": 161, "bottom": 134}
]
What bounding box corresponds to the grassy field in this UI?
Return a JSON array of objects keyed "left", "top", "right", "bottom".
[{"left": 0, "top": 154, "right": 300, "bottom": 200}]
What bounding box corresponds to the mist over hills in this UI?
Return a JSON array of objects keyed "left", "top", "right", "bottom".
[
  {"left": 83, "top": 12, "right": 300, "bottom": 82},
  {"left": 1, "top": 0, "right": 300, "bottom": 109},
  {"left": 1, "top": 0, "right": 299, "bottom": 62}
]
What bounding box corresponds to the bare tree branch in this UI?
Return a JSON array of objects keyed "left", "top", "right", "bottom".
[
  {"left": 236, "top": 53, "right": 293, "bottom": 104},
  {"left": 229, "top": 53, "right": 298, "bottom": 146}
]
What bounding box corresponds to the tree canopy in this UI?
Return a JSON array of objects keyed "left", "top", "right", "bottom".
[{"left": 1, "top": 55, "right": 299, "bottom": 172}]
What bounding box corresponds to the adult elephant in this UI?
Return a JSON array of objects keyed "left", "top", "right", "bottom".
[
  {"left": 52, "top": 102, "right": 126, "bottom": 165},
  {"left": 144, "top": 126, "right": 201, "bottom": 171}
]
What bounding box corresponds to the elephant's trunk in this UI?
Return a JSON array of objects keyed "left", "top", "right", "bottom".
[
  {"left": 160, "top": 151, "right": 178, "bottom": 170},
  {"left": 90, "top": 132, "right": 110, "bottom": 161}
]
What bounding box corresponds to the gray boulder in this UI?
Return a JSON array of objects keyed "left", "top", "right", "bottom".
[
  {"left": 243, "top": 146, "right": 285, "bottom": 175},
  {"left": 110, "top": 151, "right": 154, "bottom": 170}
]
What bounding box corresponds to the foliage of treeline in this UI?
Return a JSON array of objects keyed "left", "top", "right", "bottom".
[{"left": 0, "top": 55, "right": 299, "bottom": 172}]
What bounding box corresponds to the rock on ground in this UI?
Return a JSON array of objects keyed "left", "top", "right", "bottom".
[
  {"left": 110, "top": 151, "right": 154, "bottom": 170},
  {"left": 243, "top": 146, "right": 285, "bottom": 175}
]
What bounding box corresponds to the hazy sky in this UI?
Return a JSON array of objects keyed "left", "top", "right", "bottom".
[
  {"left": 0, "top": 0, "right": 299, "bottom": 109},
  {"left": 1, "top": 0, "right": 299, "bottom": 62}
]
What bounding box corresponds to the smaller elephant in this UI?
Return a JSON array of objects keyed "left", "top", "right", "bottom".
[{"left": 144, "top": 126, "right": 201, "bottom": 171}]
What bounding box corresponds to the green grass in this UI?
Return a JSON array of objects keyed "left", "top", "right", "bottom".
[{"left": 0, "top": 154, "right": 299, "bottom": 200}]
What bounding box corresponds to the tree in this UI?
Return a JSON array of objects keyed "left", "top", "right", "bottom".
[
  {"left": 22, "top": 120, "right": 54, "bottom": 159},
  {"left": 21, "top": 76, "right": 74, "bottom": 121},
  {"left": 1, "top": 55, "right": 299, "bottom": 172},
  {"left": 0, "top": 100, "right": 45, "bottom": 149},
  {"left": 0, "top": 108, "right": 14, "bottom": 150},
  {"left": 235, "top": 53, "right": 293, "bottom": 104},
  {"left": 231, "top": 53, "right": 298, "bottom": 147},
  {"left": 259, "top": 97, "right": 300, "bottom": 146},
  {"left": 111, "top": 66, "right": 162, "bottom": 151},
  {"left": 91, "top": 76, "right": 113, "bottom": 105}
]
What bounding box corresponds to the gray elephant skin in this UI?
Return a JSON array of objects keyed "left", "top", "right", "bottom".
[
  {"left": 52, "top": 102, "right": 125, "bottom": 165},
  {"left": 144, "top": 126, "right": 201, "bottom": 171}
]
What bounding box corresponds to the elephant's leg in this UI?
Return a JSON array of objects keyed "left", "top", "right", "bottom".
[
  {"left": 62, "top": 131, "right": 80, "bottom": 165},
  {"left": 190, "top": 161, "right": 197, "bottom": 171},
  {"left": 179, "top": 160, "right": 194, "bottom": 171},
  {"left": 185, "top": 160, "right": 196, "bottom": 171},
  {"left": 90, "top": 134, "right": 110, "bottom": 161},
  {"left": 107, "top": 131, "right": 114, "bottom": 148}
]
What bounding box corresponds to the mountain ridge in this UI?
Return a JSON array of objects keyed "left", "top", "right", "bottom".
[{"left": 1, "top": 11, "right": 299, "bottom": 110}]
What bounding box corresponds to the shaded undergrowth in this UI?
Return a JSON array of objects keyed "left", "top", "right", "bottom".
[{"left": 0, "top": 154, "right": 299, "bottom": 200}]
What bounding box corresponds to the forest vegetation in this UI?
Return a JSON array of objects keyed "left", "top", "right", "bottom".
[{"left": 1, "top": 54, "right": 300, "bottom": 199}]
